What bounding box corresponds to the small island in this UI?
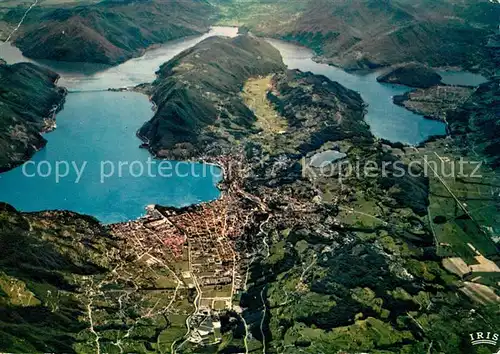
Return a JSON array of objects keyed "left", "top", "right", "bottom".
[{"left": 377, "top": 63, "right": 442, "bottom": 88}]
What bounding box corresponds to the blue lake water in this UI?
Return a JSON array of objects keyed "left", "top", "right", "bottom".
[
  {"left": 0, "top": 27, "right": 239, "bottom": 223},
  {"left": 266, "top": 39, "right": 448, "bottom": 145}
]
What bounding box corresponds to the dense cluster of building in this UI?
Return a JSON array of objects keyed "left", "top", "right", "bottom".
[{"left": 108, "top": 155, "right": 265, "bottom": 347}]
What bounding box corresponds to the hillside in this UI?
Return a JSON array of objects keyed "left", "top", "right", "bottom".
[
  {"left": 447, "top": 78, "right": 500, "bottom": 168},
  {"left": 0, "top": 35, "right": 498, "bottom": 351},
  {"left": 138, "top": 35, "right": 286, "bottom": 159},
  {"left": 228, "top": 72, "right": 500, "bottom": 354},
  {"left": 218, "top": 0, "right": 499, "bottom": 74},
  {"left": 0, "top": 203, "right": 204, "bottom": 353},
  {"left": 0, "top": 61, "right": 66, "bottom": 172},
  {"left": 4, "top": 0, "right": 215, "bottom": 64}
]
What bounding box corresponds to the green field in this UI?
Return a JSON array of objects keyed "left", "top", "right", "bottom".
[{"left": 406, "top": 142, "right": 500, "bottom": 259}]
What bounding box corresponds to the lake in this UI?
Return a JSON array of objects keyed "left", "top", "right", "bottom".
[
  {"left": 0, "top": 27, "right": 238, "bottom": 223},
  {"left": 0, "top": 91, "right": 222, "bottom": 224},
  {"left": 0, "top": 27, "right": 486, "bottom": 223},
  {"left": 437, "top": 70, "right": 488, "bottom": 87}
]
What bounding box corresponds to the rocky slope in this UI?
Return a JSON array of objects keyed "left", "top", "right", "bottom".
[
  {"left": 5, "top": 0, "right": 215, "bottom": 64},
  {"left": 138, "top": 35, "right": 285, "bottom": 159},
  {"left": 0, "top": 61, "right": 66, "bottom": 172},
  {"left": 377, "top": 63, "right": 442, "bottom": 88}
]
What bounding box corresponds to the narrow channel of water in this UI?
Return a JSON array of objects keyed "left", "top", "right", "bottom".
[
  {"left": 266, "top": 38, "right": 448, "bottom": 145},
  {"left": 1, "top": 26, "right": 239, "bottom": 90}
]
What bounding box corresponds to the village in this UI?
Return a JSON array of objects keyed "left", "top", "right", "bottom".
[{"left": 108, "top": 155, "right": 263, "bottom": 347}]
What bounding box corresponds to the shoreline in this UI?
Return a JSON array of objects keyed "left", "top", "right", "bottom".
[
  {"left": 2, "top": 25, "right": 229, "bottom": 67},
  {"left": 0, "top": 30, "right": 484, "bottom": 223},
  {"left": 0, "top": 71, "right": 68, "bottom": 173}
]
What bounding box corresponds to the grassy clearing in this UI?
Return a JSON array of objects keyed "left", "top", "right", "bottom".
[
  {"left": 0, "top": 272, "right": 41, "bottom": 307},
  {"left": 202, "top": 285, "right": 233, "bottom": 298},
  {"left": 156, "top": 314, "right": 188, "bottom": 353},
  {"left": 242, "top": 76, "right": 287, "bottom": 134},
  {"left": 283, "top": 318, "right": 413, "bottom": 352},
  {"left": 242, "top": 75, "right": 296, "bottom": 153},
  {"left": 337, "top": 196, "right": 386, "bottom": 229}
]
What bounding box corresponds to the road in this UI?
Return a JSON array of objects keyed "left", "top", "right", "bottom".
[{"left": 2, "top": 0, "right": 39, "bottom": 44}]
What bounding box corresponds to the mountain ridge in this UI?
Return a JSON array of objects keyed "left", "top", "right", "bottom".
[
  {"left": 138, "top": 35, "right": 286, "bottom": 159},
  {"left": 5, "top": 0, "right": 215, "bottom": 64}
]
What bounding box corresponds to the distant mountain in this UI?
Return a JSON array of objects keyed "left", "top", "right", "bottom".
[
  {"left": 138, "top": 35, "right": 285, "bottom": 159},
  {"left": 6, "top": 0, "right": 215, "bottom": 64},
  {"left": 231, "top": 0, "right": 499, "bottom": 74},
  {"left": 0, "top": 61, "right": 66, "bottom": 172}
]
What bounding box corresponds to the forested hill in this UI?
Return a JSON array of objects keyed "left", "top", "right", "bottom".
[
  {"left": 0, "top": 61, "right": 66, "bottom": 172},
  {"left": 448, "top": 77, "right": 500, "bottom": 168},
  {"left": 138, "top": 35, "right": 285, "bottom": 159},
  {"left": 4, "top": 0, "right": 215, "bottom": 65}
]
